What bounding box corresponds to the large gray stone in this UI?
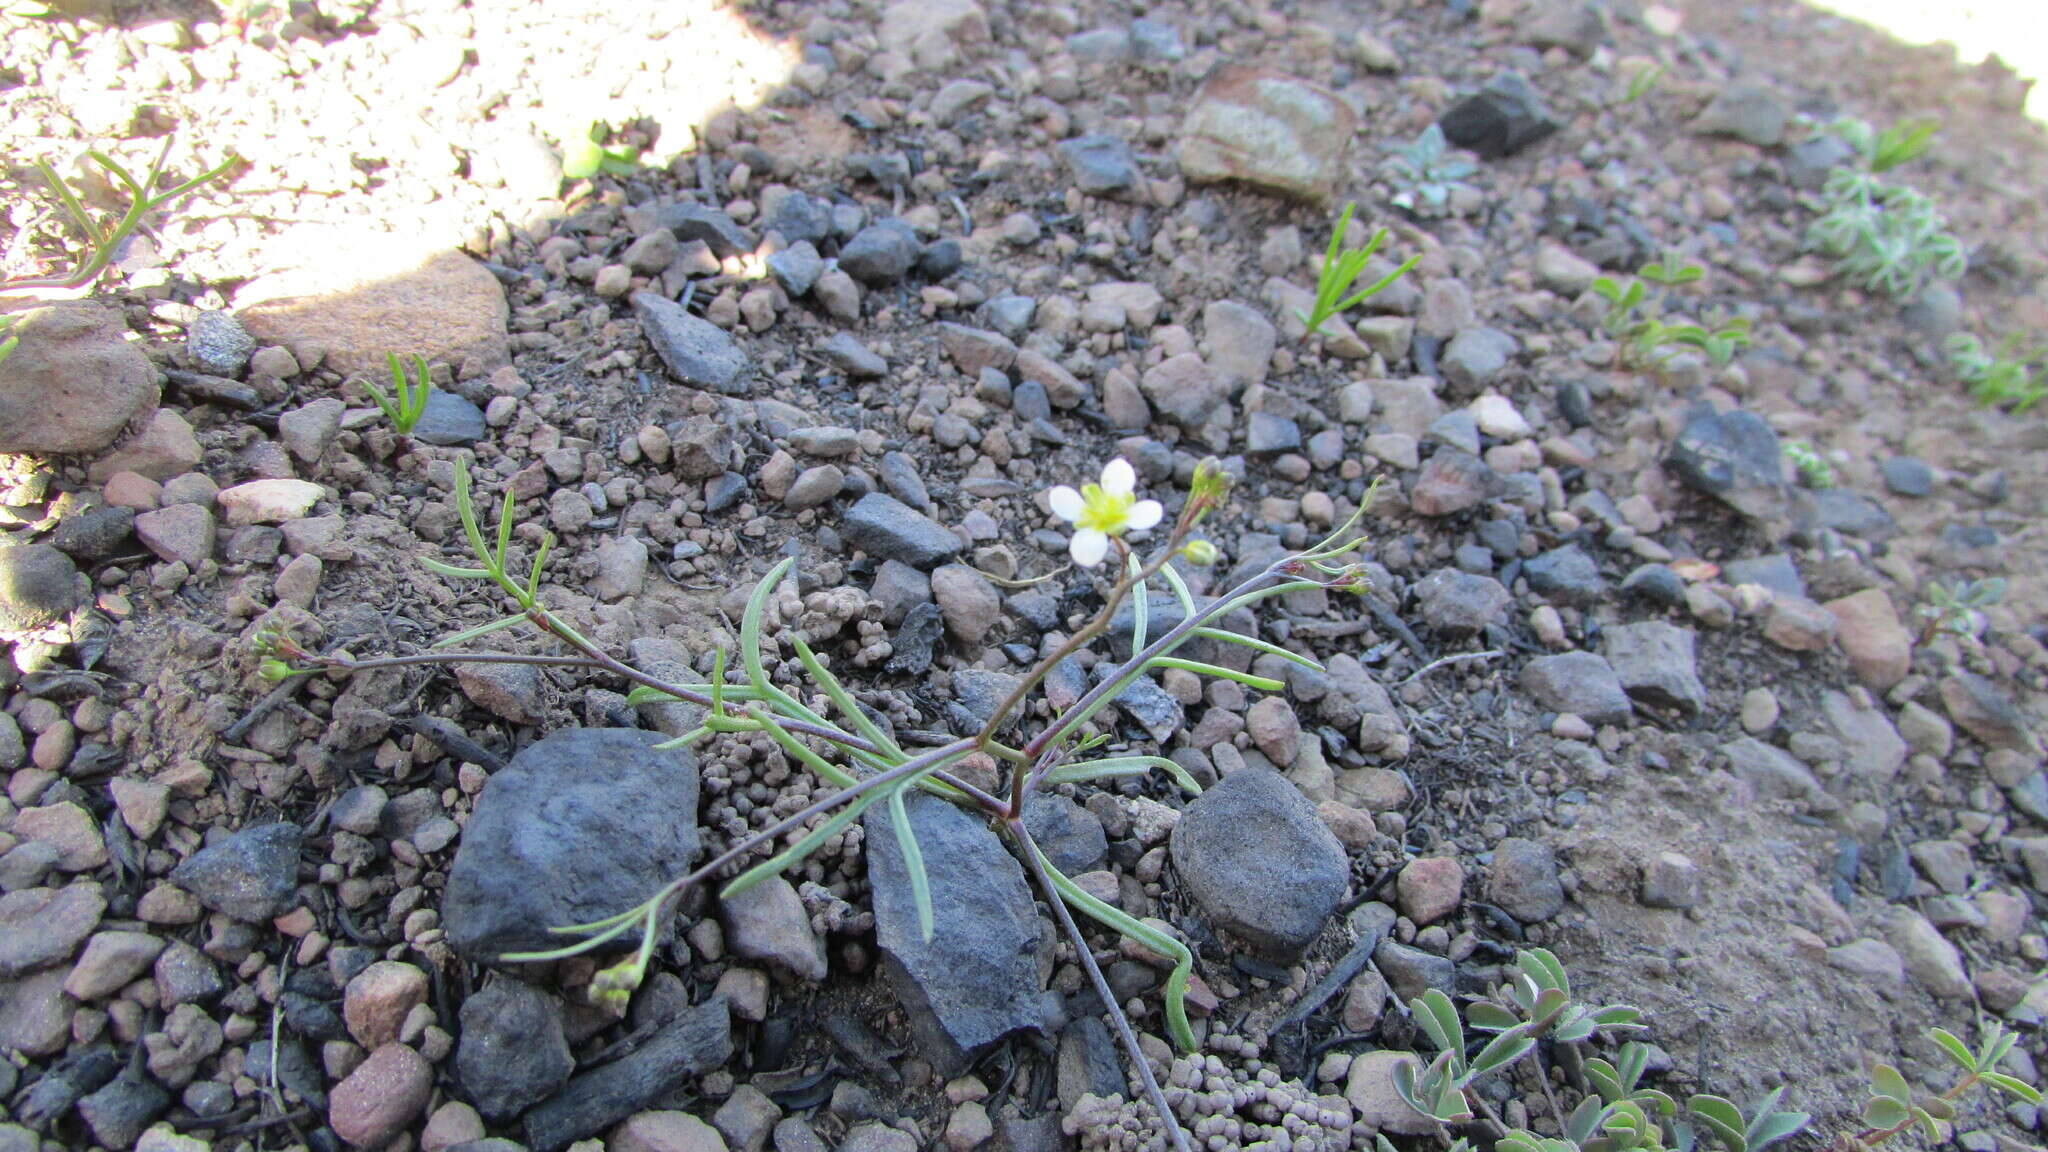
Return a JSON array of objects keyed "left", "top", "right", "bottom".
[
  {"left": 169, "top": 823, "right": 301, "bottom": 922},
  {"left": 1170, "top": 767, "right": 1348, "bottom": 958},
  {"left": 1666, "top": 408, "right": 1787, "bottom": 523},
  {"left": 842, "top": 493, "right": 963, "bottom": 570},
  {"left": 457, "top": 978, "right": 575, "bottom": 1122},
  {"left": 1603, "top": 621, "right": 1706, "bottom": 716},
  {"left": 633, "top": 293, "right": 750, "bottom": 395},
  {"left": 867, "top": 792, "right": 1047, "bottom": 1075},
  {"left": 1520, "top": 652, "right": 1631, "bottom": 725},
  {"left": 1176, "top": 66, "right": 1356, "bottom": 203},
  {"left": 443, "top": 729, "right": 700, "bottom": 960},
  {"left": 0, "top": 544, "right": 82, "bottom": 634}
]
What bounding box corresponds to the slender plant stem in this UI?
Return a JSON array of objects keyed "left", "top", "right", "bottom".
[{"left": 1011, "top": 818, "right": 1191, "bottom": 1152}]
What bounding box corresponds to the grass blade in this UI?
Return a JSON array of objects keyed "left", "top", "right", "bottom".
[
  {"left": 1146, "top": 656, "right": 1283, "bottom": 691},
  {"left": 1032, "top": 841, "right": 1195, "bottom": 1052},
  {"left": 888, "top": 785, "right": 934, "bottom": 942},
  {"left": 433, "top": 614, "right": 529, "bottom": 647}
]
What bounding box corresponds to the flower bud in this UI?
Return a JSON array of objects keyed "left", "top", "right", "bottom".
[{"left": 1180, "top": 539, "right": 1219, "bottom": 566}]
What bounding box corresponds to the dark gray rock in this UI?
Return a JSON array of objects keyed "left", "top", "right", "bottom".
[
  {"left": 1519, "top": 652, "right": 1631, "bottom": 725},
  {"left": 949, "top": 669, "right": 1025, "bottom": 734},
  {"left": 1621, "top": 563, "right": 1686, "bottom": 608},
  {"left": 0, "top": 544, "right": 80, "bottom": 633},
  {"left": 839, "top": 220, "right": 921, "bottom": 284},
  {"left": 1881, "top": 457, "right": 1934, "bottom": 498},
  {"left": 1440, "top": 72, "right": 1557, "bottom": 158},
  {"left": 46, "top": 506, "right": 135, "bottom": 562},
  {"left": 248, "top": 1036, "right": 324, "bottom": 1107},
  {"left": 411, "top": 390, "right": 487, "bottom": 446},
  {"left": 767, "top": 242, "right": 824, "bottom": 297},
  {"left": 1798, "top": 488, "right": 1897, "bottom": 541},
  {"left": 77, "top": 1070, "right": 169, "bottom": 1150},
  {"left": 1113, "top": 671, "right": 1184, "bottom": 744},
  {"left": 842, "top": 493, "right": 962, "bottom": 570},
  {"left": 651, "top": 203, "right": 754, "bottom": 258},
  {"left": 1603, "top": 621, "right": 1706, "bottom": 715},
  {"left": 918, "top": 240, "right": 964, "bottom": 280},
  {"left": 523, "top": 996, "right": 731, "bottom": 1151},
  {"left": 817, "top": 332, "right": 887, "bottom": 379},
  {"left": 1056, "top": 1016, "right": 1124, "bottom": 1110},
  {"left": 1058, "top": 135, "right": 1139, "bottom": 196},
  {"left": 1413, "top": 569, "right": 1510, "bottom": 635},
  {"left": 443, "top": 729, "right": 700, "bottom": 959},
  {"left": 1169, "top": 768, "right": 1348, "bottom": 959},
  {"left": 633, "top": 293, "right": 750, "bottom": 395},
  {"left": 877, "top": 451, "right": 929, "bottom": 511},
  {"left": 885, "top": 602, "right": 944, "bottom": 676},
  {"left": 867, "top": 792, "right": 1047, "bottom": 1075},
  {"left": 1666, "top": 408, "right": 1787, "bottom": 522},
  {"left": 170, "top": 823, "right": 301, "bottom": 922},
  {"left": 762, "top": 192, "right": 832, "bottom": 246},
  {"left": 1523, "top": 544, "right": 1604, "bottom": 607},
  {"left": 458, "top": 978, "right": 575, "bottom": 1122},
  {"left": 1022, "top": 795, "right": 1107, "bottom": 875}
]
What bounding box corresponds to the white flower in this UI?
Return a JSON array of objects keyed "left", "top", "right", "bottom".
[{"left": 1047, "top": 458, "right": 1164, "bottom": 567}]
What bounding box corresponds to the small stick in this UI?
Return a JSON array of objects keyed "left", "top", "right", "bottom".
[{"left": 1397, "top": 650, "right": 1503, "bottom": 687}]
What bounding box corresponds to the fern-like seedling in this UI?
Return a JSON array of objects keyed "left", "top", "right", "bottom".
[{"left": 1, "top": 140, "right": 240, "bottom": 292}]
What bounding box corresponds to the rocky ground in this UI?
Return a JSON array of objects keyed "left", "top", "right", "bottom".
[{"left": 1, "top": 1, "right": 2046, "bottom": 1151}]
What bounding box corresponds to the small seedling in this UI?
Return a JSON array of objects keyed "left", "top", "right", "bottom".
[
  {"left": 1621, "top": 63, "right": 1667, "bottom": 105},
  {"left": 1806, "top": 170, "right": 1965, "bottom": 299},
  {"left": 1835, "top": 1024, "right": 2040, "bottom": 1151},
  {"left": 1591, "top": 258, "right": 1747, "bottom": 369},
  {"left": 0, "top": 315, "right": 18, "bottom": 367},
  {"left": 1382, "top": 124, "right": 1480, "bottom": 217},
  {"left": 1916, "top": 577, "right": 2005, "bottom": 645},
  {"left": 1784, "top": 440, "right": 1834, "bottom": 488},
  {"left": 1299, "top": 202, "right": 1420, "bottom": 337},
  {"left": 364, "top": 353, "right": 435, "bottom": 435},
  {"left": 1, "top": 140, "right": 241, "bottom": 292},
  {"left": 1831, "top": 115, "right": 1940, "bottom": 174},
  {"left": 560, "top": 122, "right": 644, "bottom": 181},
  {"left": 1946, "top": 333, "right": 2047, "bottom": 412}
]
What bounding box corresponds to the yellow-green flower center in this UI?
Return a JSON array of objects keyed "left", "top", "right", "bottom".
[{"left": 1076, "top": 483, "right": 1136, "bottom": 535}]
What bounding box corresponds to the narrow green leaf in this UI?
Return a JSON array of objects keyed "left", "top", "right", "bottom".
[
  {"left": 739, "top": 558, "right": 833, "bottom": 730},
  {"left": 1146, "top": 656, "right": 1283, "bottom": 691},
  {"left": 652, "top": 728, "right": 710, "bottom": 749},
  {"left": 888, "top": 785, "right": 934, "bottom": 943},
  {"left": 749, "top": 706, "right": 858, "bottom": 789},
  {"left": 500, "top": 914, "right": 639, "bottom": 961},
  {"left": 526, "top": 532, "right": 554, "bottom": 600},
  {"left": 792, "top": 634, "right": 903, "bottom": 761},
  {"left": 419, "top": 558, "right": 493, "bottom": 579},
  {"left": 1129, "top": 559, "right": 1149, "bottom": 654},
  {"left": 1980, "top": 1073, "right": 2043, "bottom": 1104},
  {"left": 434, "top": 614, "right": 530, "bottom": 647},
  {"left": 1191, "top": 626, "right": 1322, "bottom": 669},
  {"left": 1159, "top": 560, "right": 1198, "bottom": 614},
  {"left": 723, "top": 792, "right": 879, "bottom": 900},
  {"left": 1044, "top": 755, "right": 1202, "bottom": 794},
  {"left": 1034, "top": 843, "right": 1195, "bottom": 1052}
]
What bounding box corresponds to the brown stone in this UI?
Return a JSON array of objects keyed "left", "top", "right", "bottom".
[
  {"left": 0, "top": 305, "right": 158, "bottom": 455},
  {"left": 329, "top": 1043, "right": 433, "bottom": 1148},
  {"left": 238, "top": 228, "right": 509, "bottom": 379},
  {"left": 1177, "top": 67, "right": 1357, "bottom": 202},
  {"left": 1824, "top": 589, "right": 1911, "bottom": 690}
]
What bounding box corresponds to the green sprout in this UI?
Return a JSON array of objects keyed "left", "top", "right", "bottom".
[
  {"left": 1784, "top": 440, "right": 1834, "bottom": 489},
  {"left": 1806, "top": 170, "right": 1965, "bottom": 299},
  {"left": 0, "top": 315, "right": 18, "bottom": 368},
  {"left": 1843, "top": 1024, "right": 2040, "bottom": 1150},
  {"left": 560, "top": 122, "right": 644, "bottom": 181},
  {"left": 1946, "top": 333, "right": 2047, "bottom": 413},
  {"left": 364, "top": 352, "right": 435, "bottom": 435},
  {"left": 1, "top": 140, "right": 241, "bottom": 292},
  {"left": 1590, "top": 257, "right": 1749, "bottom": 369},
  {"left": 1831, "top": 115, "right": 1940, "bottom": 174},
  {"left": 1916, "top": 577, "right": 2005, "bottom": 645},
  {"left": 1382, "top": 124, "right": 1480, "bottom": 217},
  {"left": 1621, "top": 63, "right": 1667, "bottom": 105},
  {"left": 1299, "top": 203, "right": 1420, "bottom": 338}
]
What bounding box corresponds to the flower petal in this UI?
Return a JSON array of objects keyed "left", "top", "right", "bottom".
[
  {"left": 1048, "top": 485, "right": 1085, "bottom": 522},
  {"left": 1101, "top": 457, "right": 1136, "bottom": 495},
  {"left": 1126, "top": 500, "right": 1163, "bottom": 531},
  {"left": 1070, "top": 529, "right": 1110, "bottom": 567}
]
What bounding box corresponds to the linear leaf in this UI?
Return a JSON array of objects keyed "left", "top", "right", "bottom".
[
  {"left": 1146, "top": 656, "right": 1283, "bottom": 691},
  {"left": 888, "top": 785, "right": 934, "bottom": 942},
  {"left": 433, "top": 614, "right": 529, "bottom": 647},
  {"left": 723, "top": 793, "right": 880, "bottom": 900},
  {"left": 419, "top": 557, "right": 493, "bottom": 579},
  {"left": 1045, "top": 755, "right": 1201, "bottom": 794},
  {"left": 1035, "top": 845, "right": 1194, "bottom": 1052},
  {"left": 1159, "top": 560, "right": 1198, "bottom": 614},
  {"left": 792, "top": 634, "right": 903, "bottom": 761},
  {"left": 1130, "top": 560, "right": 1149, "bottom": 654},
  {"left": 749, "top": 707, "right": 858, "bottom": 789},
  {"left": 1192, "top": 626, "right": 1322, "bottom": 670}
]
